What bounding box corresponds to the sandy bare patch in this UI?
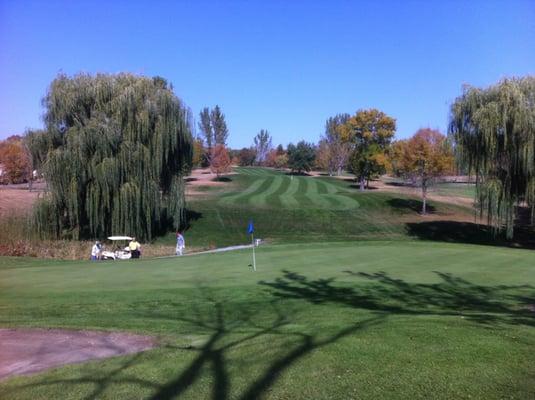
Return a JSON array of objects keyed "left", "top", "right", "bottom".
[
  {"left": 185, "top": 167, "right": 237, "bottom": 197},
  {"left": 0, "top": 189, "right": 40, "bottom": 217},
  {"left": 0, "top": 328, "right": 156, "bottom": 380}
]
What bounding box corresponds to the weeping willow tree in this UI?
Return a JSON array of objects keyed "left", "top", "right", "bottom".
[
  {"left": 26, "top": 73, "right": 193, "bottom": 240},
  {"left": 449, "top": 76, "right": 535, "bottom": 238}
]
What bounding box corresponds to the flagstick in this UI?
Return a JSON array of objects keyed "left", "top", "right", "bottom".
[{"left": 251, "top": 233, "right": 256, "bottom": 271}]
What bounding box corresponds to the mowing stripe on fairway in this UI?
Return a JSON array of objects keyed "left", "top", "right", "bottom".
[
  {"left": 250, "top": 176, "right": 284, "bottom": 206},
  {"left": 306, "top": 179, "right": 332, "bottom": 208},
  {"left": 329, "top": 192, "right": 361, "bottom": 209},
  {"left": 266, "top": 176, "right": 292, "bottom": 207},
  {"left": 235, "top": 167, "right": 265, "bottom": 176},
  {"left": 315, "top": 180, "right": 357, "bottom": 209},
  {"left": 319, "top": 178, "right": 345, "bottom": 194},
  {"left": 219, "top": 177, "right": 267, "bottom": 205},
  {"left": 323, "top": 194, "right": 344, "bottom": 209},
  {"left": 279, "top": 175, "right": 301, "bottom": 208},
  {"left": 248, "top": 168, "right": 266, "bottom": 176},
  {"left": 240, "top": 168, "right": 261, "bottom": 176},
  {"left": 239, "top": 177, "right": 275, "bottom": 204},
  {"left": 314, "top": 179, "right": 329, "bottom": 195},
  {"left": 249, "top": 167, "right": 278, "bottom": 176},
  {"left": 293, "top": 177, "right": 315, "bottom": 208},
  {"left": 227, "top": 169, "right": 360, "bottom": 210}
]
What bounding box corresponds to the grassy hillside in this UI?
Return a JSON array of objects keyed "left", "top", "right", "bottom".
[
  {"left": 1, "top": 242, "right": 534, "bottom": 399},
  {"left": 167, "top": 168, "right": 475, "bottom": 249}
]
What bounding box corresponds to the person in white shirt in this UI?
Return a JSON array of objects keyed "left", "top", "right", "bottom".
[
  {"left": 91, "top": 241, "right": 101, "bottom": 261},
  {"left": 176, "top": 232, "right": 185, "bottom": 256}
]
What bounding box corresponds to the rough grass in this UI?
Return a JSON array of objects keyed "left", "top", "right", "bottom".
[
  {"left": 433, "top": 182, "right": 476, "bottom": 198},
  {"left": 0, "top": 216, "right": 175, "bottom": 260},
  {"left": 1, "top": 242, "right": 535, "bottom": 399}
]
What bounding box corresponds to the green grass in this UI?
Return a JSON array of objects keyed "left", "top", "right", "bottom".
[
  {"left": 221, "top": 168, "right": 359, "bottom": 210},
  {"left": 1, "top": 241, "right": 535, "bottom": 399},
  {"left": 433, "top": 182, "right": 476, "bottom": 198},
  {"left": 166, "top": 168, "right": 474, "bottom": 249},
  {"left": 2, "top": 168, "right": 532, "bottom": 398}
]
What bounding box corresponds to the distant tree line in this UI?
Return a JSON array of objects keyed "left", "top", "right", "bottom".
[{"left": 12, "top": 71, "right": 533, "bottom": 242}]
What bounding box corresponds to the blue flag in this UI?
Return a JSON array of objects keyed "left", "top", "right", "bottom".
[{"left": 247, "top": 220, "right": 254, "bottom": 235}]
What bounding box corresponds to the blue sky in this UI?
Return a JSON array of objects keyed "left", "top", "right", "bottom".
[{"left": 1, "top": 0, "right": 534, "bottom": 148}]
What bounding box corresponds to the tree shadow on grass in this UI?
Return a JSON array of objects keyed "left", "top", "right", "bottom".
[
  {"left": 259, "top": 270, "right": 535, "bottom": 328},
  {"left": 285, "top": 171, "right": 311, "bottom": 176},
  {"left": 384, "top": 180, "right": 414, "bottom": 187},
  {"left": 1, "top": 352, "right": 160, "bottom": 400},
  {"left": 406, "top": 221, "right": 535, "bottom": 249},
  {"left": 388, "top": 198, "right": 436, "bottom": 214},
  {"left": 183, "top": 209, "right": 203, "bottom": 231},
  {"left": 9, "top": 269, "right": 534, "bottom": 399},
  {"left": 144, "top": 297, "right": 382, "bottom": 400},
  {"left": 212, "top": 176, "right": 232, "bottom": 182},
  {"left": 3, "top": 290, "right": 382, "bottom": 400},
  {"left": 348, "top": 184, "right": 379, "bottom": 190}
]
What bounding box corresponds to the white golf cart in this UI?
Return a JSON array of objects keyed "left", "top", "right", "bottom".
[{"left": 100, "top": 236, "right": 132, "bottom": 260}]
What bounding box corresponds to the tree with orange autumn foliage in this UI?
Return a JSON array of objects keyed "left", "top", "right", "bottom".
[
  {"left": 391, "top": 128, "right": 454, "bottom": 214},
  {"left": 0, "top": 135, "right": 31, "bottom": 184},
  {"left": 210, "top": 144, "right": 232, "bottom": 178}
]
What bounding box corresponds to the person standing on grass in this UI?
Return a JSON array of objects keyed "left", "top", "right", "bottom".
[
  {"left": 176, "top": 231, "right": 185, "bottom": 256},
  {"left": 91, "top": 241, "right": 101, "bottom": 261},
  {"left": 129, "top": 237, "right": 141, "bottom": 259}
]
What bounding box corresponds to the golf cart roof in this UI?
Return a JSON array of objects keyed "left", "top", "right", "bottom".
[{"left": 107, "top": 236, "right": 133, "bottom": 241}]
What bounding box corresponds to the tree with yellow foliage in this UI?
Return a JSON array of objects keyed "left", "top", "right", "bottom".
[
  {"left": 391, "top": 128, "right": 454, "bottom": 214},
  {"left": 341, "top": 109, "right": 396, "bottom": 190}
]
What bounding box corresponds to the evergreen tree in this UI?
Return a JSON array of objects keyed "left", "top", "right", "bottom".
[
  {"left": 287, "top": 141, "right": 316, "bottom": 174},
  {"left": 26, "top": 73, "right": 193, "bottom": 240}
]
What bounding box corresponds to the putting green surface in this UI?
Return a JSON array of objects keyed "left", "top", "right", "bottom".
[{"left": 1, "top": 241, "right": 535, "bottom": 399}]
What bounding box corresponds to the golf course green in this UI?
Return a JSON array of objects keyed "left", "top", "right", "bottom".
[
  {"left": 1, "top": 168, "right": 533, "bottom": 399},
  {"left": 1, "top": 241, "right": 535, "bottom": 399}
]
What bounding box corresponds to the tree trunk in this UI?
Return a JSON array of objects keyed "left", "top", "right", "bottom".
[
  {"left": 421, "top": 181, "right": 427, "bottom": 214},
  {"left": 337, "top": 166, "right": 342, "bottom": 176},
  {"left": 359, "top": 176, "right": 365, "bottom": 191}
]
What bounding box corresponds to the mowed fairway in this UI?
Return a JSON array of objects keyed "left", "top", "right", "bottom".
[
  {"left": 220, "top": 168, "right": 359, "bottom": 210},
  {"left": 174, "top": 167, "right": 474, "bottom": 249},
  {"left": 1, "top": 241, "right": 535, "bottom": 399}
]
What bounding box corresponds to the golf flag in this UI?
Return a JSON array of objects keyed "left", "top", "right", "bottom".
[{"left": 248, "top": 220, "right": 256, "bottom": 271}]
